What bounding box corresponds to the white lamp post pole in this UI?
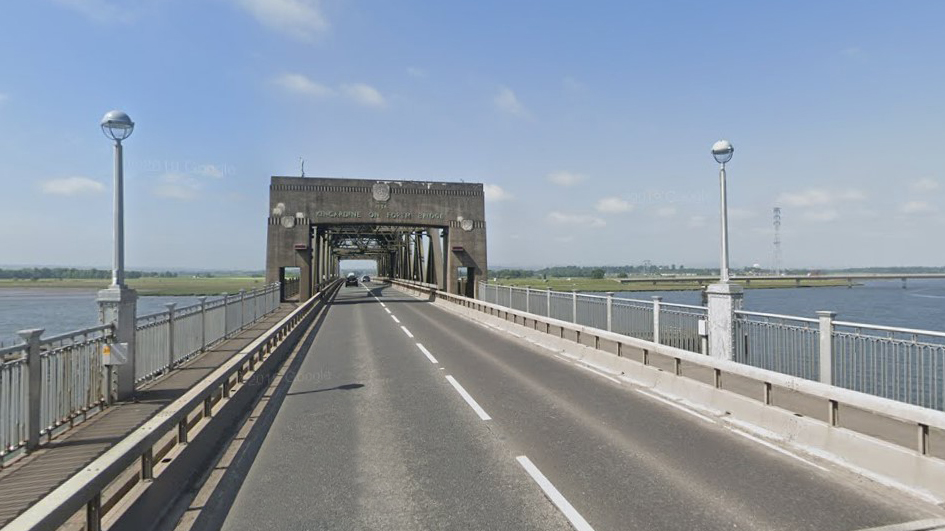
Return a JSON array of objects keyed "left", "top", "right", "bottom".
[
  {"left": 711, "top": 139, "right": 734, "bottom": 283},
  {"left": 705, "top": 139, "right": 741, "bottom": 361}
]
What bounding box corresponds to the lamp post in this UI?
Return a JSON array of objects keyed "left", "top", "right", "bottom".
[
  {"left": 704, "top": 139, "right": 741, "bottom": 361},
  {"left": 101, "top": 110, "right": 135, "bottom": 286},
  {"left": 711, "top": 139, "right": 734, "bottom": 283},
  {"left": 98, "top": 110, "right": 138, "bottom": 400}
]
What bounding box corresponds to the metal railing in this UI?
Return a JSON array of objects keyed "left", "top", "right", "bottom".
[
  {"left": 0, "top": 283, "right": 282, "bottom": 460},
  {"left": 734, "top": 311, "right": 820, "bottom": 380},
  {"left": 478, "top": 282, "right": 706, "bottom": 353},
  {"left": 1, "top": 325, "right": 113, "bottom": 459},
  {"left": 481, "top": 282, "right": 945, "bottom": 411},
  {"left": 135, "top": 284, "right": 281, "bottom": 383}
]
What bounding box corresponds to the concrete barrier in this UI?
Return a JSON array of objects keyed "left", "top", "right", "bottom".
[{"left": 388, "top": 279, "right": 945, "bottom": 502}]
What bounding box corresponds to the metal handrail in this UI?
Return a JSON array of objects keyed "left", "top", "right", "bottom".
[{"left": 735, "top": 310, "right": 819, "bottom": 323}]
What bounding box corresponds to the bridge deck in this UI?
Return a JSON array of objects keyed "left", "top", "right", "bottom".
[
  {"left": 177, "top": 285, "right": 943, "bottom": 531},
  {"left": 0, "top": 304, "right": 296, "bottom": 528}
]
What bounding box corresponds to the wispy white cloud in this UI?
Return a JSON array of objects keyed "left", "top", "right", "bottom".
[
  {"left": 777, "top": 187, "right": 865, "bottom": 207},
  {"left": 191, "top": 164, "right": 224, "bottom": 179},
  {"left": 153, "top": 173, "right": 199, "bottom": 201},
  {"left": 656, "top": 206, "right": 677, "bottom": 218},
  {"left": 484, "top": 184, "right": 512, "bottom": 202},
  {"left": 53, "top": 0, "right": 138, "bottom": 23},
  {"left": 803, "top": 209, "right": 839, "bottom": 222},
  {"left": 688, "top": 215, "right": 707, "bottom": 228},
  {"left": 901, "top": 201, "right": 934, "bottom": 214},
  {"left": 234, "top": 0, "right": 328, "bottom": 41},
  {"left": 41, "top": 176, "right": 105, "bottom": 196},
  {"left": 342, "top": 83, "right": 386, "bottom": 108},
  {"left": 547, "top": 171, "right": 587, "bottom": 187},
  {"left": 273, "top": 73, "right": 333, "bottom": 97},
  {"left": 595, "top": 196, "right": 632, "bottom": 213},
  {"left": 562, "top": 76, "right": 585, "bottom": 92},
  {"left": 728, "top": 208, "right": 756, "bottom": 221},
  {"left": 547, "top": 211, "right": 605, "bottom": 228},
  {"left": 406, "top": 67, "right": 427, "bottom": 78},
  {"left": 911, "top": 178, "right": 939, "bottom": 192},
  {"left": 494, "top": 86, "right": 527, "bottom": 117}
]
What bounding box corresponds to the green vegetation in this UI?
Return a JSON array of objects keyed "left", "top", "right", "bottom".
[
  {"left": 0, "top": 267, "right": 179, "bottom": 280},
  {"left": 490, "top": 277, "right": 854, "bottom": 292},
  {"left": 0, "top": 276, "right": 267, "bottom": 296}
]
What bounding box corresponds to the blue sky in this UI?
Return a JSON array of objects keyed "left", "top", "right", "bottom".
[{"left": 1, "top": 1, "right": 944, "bottom": 270}]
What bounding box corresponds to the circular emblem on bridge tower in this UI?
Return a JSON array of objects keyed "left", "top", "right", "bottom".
[
  {"left": 280, "top": 216, "right": 296, "bottom": 228},
  {"left": 461, "top": 219, "right": 474, "bottom": 232},
  {"left": 372, "top": 183, "right": 391, "bottom": 202}
]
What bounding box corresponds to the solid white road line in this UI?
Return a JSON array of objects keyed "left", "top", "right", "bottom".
[
  {"left": 635, "top": 389, "right": 715, "bottom": 424},
  {"left": 401, "top": 326, "right": 414, "bottom": 338},
  {"left": 729, "top": 430, "right": 828, "bottom": 472},
  {"left": 515, "top": 456, "right": 595, "bottom": 531},
  {"left": 416, "top": 343, "right": 439, "bottom": 364},
  {"left": 391, "top": 315, "right": 401, "bottom": 323},
  {"left": 575, "top": 363, "right": 621, "bottom": 384},
  {"left": 444, "top": 375, "right": 491, "bottom": 420}
]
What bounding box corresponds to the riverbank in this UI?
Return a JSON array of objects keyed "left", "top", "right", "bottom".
[
  {"left": 491, "top": 277, "right": 855, "bottom": 292},
  {"left": 0, "top": 277, "right": 266, "bottom": 295}
]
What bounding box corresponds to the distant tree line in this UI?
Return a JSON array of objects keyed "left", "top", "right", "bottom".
[
  {"left": 491, "top": 264, "right": 690, "bottom": 279},
  {"left": 0, "top": 268, "right": 178, "bottom": 280}
]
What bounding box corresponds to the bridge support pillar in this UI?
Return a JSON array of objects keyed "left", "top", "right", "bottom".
[{"left": 706, "top": 282, "right": 743, "bottom": 360}]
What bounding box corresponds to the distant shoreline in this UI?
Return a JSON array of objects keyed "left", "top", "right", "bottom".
[
  {"left": 490, "top": 277, "right": 858, "bottom": 292},
  {"left": 0, "top": 277, "right": 266, "bottom": 296}
]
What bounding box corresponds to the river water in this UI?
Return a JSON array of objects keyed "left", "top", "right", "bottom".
[{"left": 2, "top": 279, "right": 944, "bottom": 345}]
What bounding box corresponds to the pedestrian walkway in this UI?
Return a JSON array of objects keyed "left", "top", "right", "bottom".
[{"left": 0, "top": 304, "right": 295, "bottom": 527}]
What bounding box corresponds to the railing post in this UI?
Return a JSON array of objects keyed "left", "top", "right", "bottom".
[
  {"left": 572, "top": 290, "right": 578, "bottom": 323},
  {"left": 652, "top": 296, "right": 662, "bottom": 344},
  {"left": 252, "top": 288, "right": 258, "bottom": 322},
  {"left": 546, "top": 288, "right": 551, "bottom": 318},
  {"left": 817, "top": 311, "right": 836, "bottom": 385},
  {"left": 222, "top": 292, "right": 229, "bottom": 339},
  {"left": 606, "top": 292, "right": 614, "bottom": 332},
  {"left": 508, "top": 285, "right": 513, "bottom": 308},
  {"left": 165, "top": 303, "right": 176, "bottom": 372},
  {"left": 239, "top": 289, "right": 246, "bottom": 329},
  {"left": 198, "top": 296, "right": 207, "bottom": 351},
  {"left": 525, "top": 287, "right": 530, "bottom": 313},
  {"left": 18, "top": 328, "right": 44, "bottom": 451}
]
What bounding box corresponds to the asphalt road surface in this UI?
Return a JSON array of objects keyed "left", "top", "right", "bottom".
[{"left": 208, "top": 283, "right": 943, "bottom": 531}]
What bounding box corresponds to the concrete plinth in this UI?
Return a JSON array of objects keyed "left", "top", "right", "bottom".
[
  {"left": 98, "top": 285, "right": 138, "bottom": 401},
  {"left": 705, "top": 282, "right": 743, "bottom": 360}
]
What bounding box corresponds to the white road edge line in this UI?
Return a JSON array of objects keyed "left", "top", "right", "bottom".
[
  {"left": 729, "top": 429, "right": 829, "bottom": 472},
  {"left": 635, "top": 389, "right": 715, "bottom": 424},
  {"left": 416, "top": 343, "right": 439, "bottom": 364},
  {"left": 445, "top": 375, "right": 491, "bottom": 420},
  {"left": 401, "top": 326, "right": 414, "bottom": 338},
  {"left": 575, "top": 363, "right": 621, "bottom": 384},
  {"left": 391, "top": 315, "right": 401, "bottom": 323},
  {"left": 516, "top": 455, "right": 595, "bottom": 531}
]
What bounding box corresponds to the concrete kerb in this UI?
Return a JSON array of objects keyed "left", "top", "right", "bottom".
[{"left": 387, "top": 280, "right": 945, "bottom": 503}]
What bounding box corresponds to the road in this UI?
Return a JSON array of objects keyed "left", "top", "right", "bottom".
[{"left": 193, "top": 283, "right": 943, "bottom": 531}]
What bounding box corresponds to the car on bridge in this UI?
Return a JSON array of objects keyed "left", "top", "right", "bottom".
[
  {"left": 361, "top": 275, "right": 371, "bottom": 283},
  {"left": 345, "top": 273, "right": 359, "bottom": 287}
]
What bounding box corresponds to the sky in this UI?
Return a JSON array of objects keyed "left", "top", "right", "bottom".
[{"left": 1, "top": 1, "right": 944, "bottom": 270}]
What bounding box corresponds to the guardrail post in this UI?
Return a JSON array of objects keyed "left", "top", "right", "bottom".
[
  {"left": 198, "top": 296, "right": 207, "bottom": 351},
  {"left": 546, "top": 288, "right": 551, "bottom": 318},
  {"left": 18, "top": 328, "right": 44, "bottom": 451},
  {"left": 606, "top": 292, "right": 614, "bottom": 332},
  {"left": 165, "top": 303, "right": 176, "bottom": 372},
  {"left": 222, "top": 293, "right": 229, "bottom": 339},
  {"left": 652, "top": 296, "right": 662, "bottom": 344},
  {"left": 525, "top": 287, "right": 530, "bottom": 313},
  {"left": 572, "top": 290, "right": 578, "bottom": 323},
  {"left": 817, "top": 311, "right": 836, "bottom": 385},
  {"left": 239, "top": 289, "right": 246, "bottom": 329}
]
